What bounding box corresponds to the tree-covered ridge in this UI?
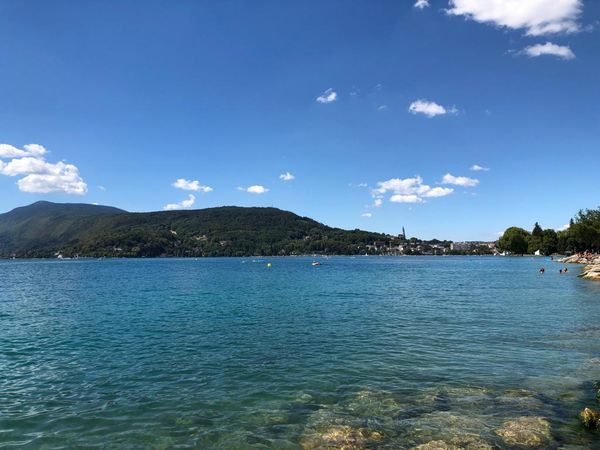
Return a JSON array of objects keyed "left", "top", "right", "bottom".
[
  {"left": 498, "top": 207, "right": 600, "bottom": 255},
  {"left": 0, "top": 202, "right": 401, "bottom": 258}
]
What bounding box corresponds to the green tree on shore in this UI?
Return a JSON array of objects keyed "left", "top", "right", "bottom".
[
  {"left": 568, "top": 208, "right": 600, "bottom": 252},
  {"left": 498, "top": 227, "right": 530, "bottom": 254},
  {"left": 498, "top": 207, "right": 600, "bottom": 255},
  {"left": 540, "top": 229, "right": 558, "bottom": 255}
]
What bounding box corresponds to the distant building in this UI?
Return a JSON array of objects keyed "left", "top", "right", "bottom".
[
  {"left": 451, "top": 242, "right": 472, "bottom": 252},
  {"left": 373, "top": 241, "right": 388, "bottom": 251}
]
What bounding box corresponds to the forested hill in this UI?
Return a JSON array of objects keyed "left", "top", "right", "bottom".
[{"left": 0, "top": 201, "right": 393, "bottom": 257}]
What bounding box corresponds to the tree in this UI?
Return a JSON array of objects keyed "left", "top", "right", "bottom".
[
  {"left": 532, "top": 222, "right": 543, "bottom": 237},
  {"left": 528, "top": 235, "right": 542, "bottom": 254},
  {"left": 540, "top": 229, "right": 558, "bottom": 256},
  {"left": 498, "top": 227, "right": 530, "bottom": 254},
  {"left": 567, "top": 208, "right": 600, "bottom": 252}
]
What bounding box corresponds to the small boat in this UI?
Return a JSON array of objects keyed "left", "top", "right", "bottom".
[{"left": 311, "top": 261, "right": 322, "bottom": 266}]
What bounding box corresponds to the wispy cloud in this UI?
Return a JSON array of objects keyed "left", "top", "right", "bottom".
[
  {"left": 279, "top": 171, "right": 295, "bottom": 182},
  {"left": 172, "top": 178, "right": 213, "bottom": 192},
  {"left": 446, "top": 0, "right": 582, "bottom": 36},
  {"left": 0, "top": 143, "right": 87, "bottom": 195},
  {"left": 442, "top": 173, "right": 479, "bottom": 187},
  {"left": 316, "top": 88, "right": 338, "bottom": 104},
  {"left": 470, "top": 164, "right": 490, "bottom": 172},
  {"left": 164, "top": 194, "right": 195, "bottom": 210},
  {"left": 414, "top": 0, "right": 430, "bottom": 9},
  {"left": 377, "top": 105, "right": 388, "bottom": 111},
  {"left": 361, "top": 212, "right": 372, "bottom": 218},
  {"left": 522, "top": 42, "right": 575, "bottom": 59},
  {"left": 409, "top": 100, "right": 458, "bottom": 118}
]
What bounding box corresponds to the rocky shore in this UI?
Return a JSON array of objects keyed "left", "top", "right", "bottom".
[{"left": 559, "top": 254, "right": 600, "bottom": 281}]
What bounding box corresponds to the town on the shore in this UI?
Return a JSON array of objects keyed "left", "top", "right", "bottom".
[{"left": 363, "top": 237, "right": 496, "bottom": 256}]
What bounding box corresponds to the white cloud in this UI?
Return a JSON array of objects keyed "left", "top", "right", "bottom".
[
  {"left": 447, "top": 0, "right": 582, "bottom": 36},
  {"left": 423, "top": 186, "right": 455, "bottom": 197},
  {"left": 98, "top": 185, "right": 107, "bottom": 191},
  {"left": 0, "top": 157, "right": 54, "bottom": 176},
  {"left": 442, "top": 173, "right": 479, "bottom": 187},
  {"left": 374, "top": 176, "right": 425, "bottom": 196},
  {"left": 0, "top": 143, "right": 47, "bottom": 159},
  {"left": 164, "top": 194, "right": 196, "bottom": 211},
  {"left": 558, "top": 223, "right": 570, "bottom": 231},
  {"left": 409, "top": 100, "right": 457, "bottom": 117},
  {"left": 373, "top": 175, "right": 454, "bottom": 204},
  {"left": 17, "top": 169, "right": 87, "bottom": 195},
  {"left": 470, "top": 164, "right": 490, "bottom": 172},
  {"left": 523, "top": 42, "right": 575, "bottom": 59},
  {"left": 316, "top": 88, "right": 338, "bottom": 104},
  {"left": 390, "top": 194, "right": 423, "bottom": 204},
  {"left": 172, "top": 178, "right": 213, "bottom": 192},
  {"left": 377, "top": 105, "right": 388, "bottom": 111},
  {"left": 414, "top": 0, "right": 430, "bottom": 9},
  {"left": 0, "top": 145, "right": 87, "bottom": 195},
  {"left": 245, "top": 185, "right": 269, "bottom": 194},
  {"left": 361, "top": 212, "right": 372, "bottom": 218},
  {"left": 279, "top": 172, "right": 295, "bottom": 181}
]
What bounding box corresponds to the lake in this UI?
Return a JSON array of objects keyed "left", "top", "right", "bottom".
[{"left": 1, "top": 257, "right": 599, "bottom": 448}]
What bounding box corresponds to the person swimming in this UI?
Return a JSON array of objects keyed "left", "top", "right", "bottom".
[
  {"left": 559, "top": 269, "right": 563, "bottom": 274},
  {"left": 540, "top": 268, "right": 545, "bottom": 274}
]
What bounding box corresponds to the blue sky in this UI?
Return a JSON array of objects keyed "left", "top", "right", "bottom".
[{"left": 0, "top": 0, "right": 598, "bottom": 240}]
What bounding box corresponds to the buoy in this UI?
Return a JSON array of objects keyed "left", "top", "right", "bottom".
[{"left": 267, "top": 263, "right": 272, "bottom": 268}]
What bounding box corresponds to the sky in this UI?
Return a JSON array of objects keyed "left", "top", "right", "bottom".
[{"left": 0, "top": 0, "right": 599, "bottom": 241}]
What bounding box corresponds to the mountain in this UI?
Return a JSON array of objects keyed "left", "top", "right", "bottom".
[
  {"left": 0, "top": 201, "right": 394, "bottom": 257},
  {"left": 0, "top": 202, "right": 126, "bottom": 257}
]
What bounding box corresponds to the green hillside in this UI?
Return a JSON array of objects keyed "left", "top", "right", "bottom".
[{"left": 0, "top": 202, "right": 394, "bottom": 257}]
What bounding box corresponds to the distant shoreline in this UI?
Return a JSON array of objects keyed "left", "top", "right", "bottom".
[{"left": 1, "top": 254, "right": 555, "bottom": 260}]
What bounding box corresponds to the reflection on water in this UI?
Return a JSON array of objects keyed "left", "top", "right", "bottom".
[{"left": 0, "top": 256, "right": 599, "bottom": 448}]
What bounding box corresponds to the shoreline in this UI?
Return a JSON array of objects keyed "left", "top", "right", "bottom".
[
  {"left": 559, "top": 254, "right": 600, "bottom": 281},
  {"left": 1, "top": 254, "right": 547, "bottom": 261}
]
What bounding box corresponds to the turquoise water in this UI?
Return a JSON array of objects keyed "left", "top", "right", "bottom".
[{"left": 1, "top": 257, "right": 600, "bottom": 449}]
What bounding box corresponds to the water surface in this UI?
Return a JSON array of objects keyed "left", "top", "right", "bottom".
[{"left": 1, "top": 257, "right": 599, "bottom": 448}]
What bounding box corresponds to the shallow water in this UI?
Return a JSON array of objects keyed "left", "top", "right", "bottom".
[{"left": 1, "top": 256, "right": 599, "bottom": 449}]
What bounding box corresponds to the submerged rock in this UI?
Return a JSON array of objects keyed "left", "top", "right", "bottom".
[
  {"left": 494, "top": 416, "right": 553, "bottom": 447},
  {"left": 345, "top": 389, "right": 404, "bottom": 417},
  {"left": 300, "top": 424, "right": 384, "bottom": 450},
  {"left": 398, "top": 411, "right": 493, "bottom": 449},
  {"left": 411, "top": 440, "right": 460, "bottom": 450},
  {"left": 299, "top": 402, "right": 386, "bottom": 450},
  {"left": 579, "top": 407, "right": 600, "bottom": 430}
]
